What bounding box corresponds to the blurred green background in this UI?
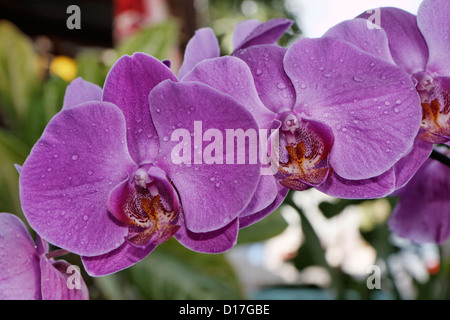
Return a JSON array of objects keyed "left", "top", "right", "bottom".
[{"left": 0, "top": 0, "right": 449, "bottom": 300}]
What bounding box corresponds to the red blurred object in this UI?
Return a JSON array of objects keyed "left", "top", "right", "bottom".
[{"left": 113, "top": 0, "right": 169, "bottom": 42}]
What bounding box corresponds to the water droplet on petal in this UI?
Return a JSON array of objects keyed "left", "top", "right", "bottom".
[
  {"left": 210, "top": 177, "right": 216, "bottom": 182},
  {"left": 255, "top": 68, "right": 262, "bottom": 76},
  {"left": 300, "top": 83, "right": 307, "bottom": 89},
  {"left": 163, "top": 136, "right": 169, "bottom": 142},
  {"left": 72, "top": 155, "right": 79, "bottom": 161},
  {"left": 88, "top": 170, "right": 93, "bottom": 176},
  {"left": 394, "top": 107, "right": 400, "bottom": 113},
  {"left": 352, "top": 76, "right": 363, "bottom": 82},
  {"left": 324, "top": 73, "right": 332, "bottom": 78},
  {"left": 83, "top": 215, "right": 89, "bottom": 221},
  {"left": 277, "top": 83, "right": 286, "bottom": 89},
  {"left": 215, "top": 182, "right": 220, "bottom": 188},
  {"left": 47, "top": 167, "right": 52, "bottom": 172},
  {"left": 385, "top": 101, "right": 390, "bottom": 106},
  {"left": 342, "top": 127, "right": 347, "bottom": 133},
  {"left": 395, "top": 100, "right": 402, "bottom": 105}
]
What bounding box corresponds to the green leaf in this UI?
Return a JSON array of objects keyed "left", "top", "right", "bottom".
[
  {"left": 118, "top": 238, "right": 244, "bottom": 300},
  {"left": 0, "top": 128, "right": 29, "bottom": 219},
  {"left": 237, "top": 208, "right": 288, "bottom": 244},
  {"left": 115, "top": 20, "right": 179, "bottom": 60},
  {"left": 0, "top": 20, "right": 40, "bottom": 123},
  {"left": 75, "top": 50, "right": 109, "bottom": 87}
]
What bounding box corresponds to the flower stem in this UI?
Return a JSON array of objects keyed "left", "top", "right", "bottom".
[
  {"left": 430, "top": 149, "right": 450, "bottom": 167},
  {"left": 45, "top": 249, "right": 70, "bottom": 260}
]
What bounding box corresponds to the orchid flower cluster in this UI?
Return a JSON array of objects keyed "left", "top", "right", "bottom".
[{"left": 1, "top": 0, "right": 449, "bottom": 299}]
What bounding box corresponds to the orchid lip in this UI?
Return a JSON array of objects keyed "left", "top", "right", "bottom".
[
  {"left": 107, "top": 165, "right": 180, "bottom": 247},
  {"left": 413, "top": 72, "right": 450, "bottom": 144},
  {"left": 272, "top": 112, "right": 333, "bottom": 190}
]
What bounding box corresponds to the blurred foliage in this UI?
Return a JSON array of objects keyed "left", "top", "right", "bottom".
[
  {"left": 0, "top": 15, "right": 290, "bottom": 300},
  {"left": 202, "top": 0, "right": 301, "bottom": 54},
  {"left": 0, "top": 0, "right": 449, "bottom": 301}
]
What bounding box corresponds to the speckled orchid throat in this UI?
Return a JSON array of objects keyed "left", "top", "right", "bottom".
[
  {"left": 107, "top": 165, "right": 180, "bottom": 248},
  {"left": 273, "top": 112, "right": 334, "bottom": 191},
  {"left": 414, "top": 72, "right": 450, "bottom": 144}
]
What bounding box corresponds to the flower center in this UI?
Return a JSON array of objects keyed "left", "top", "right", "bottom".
[
  {"left": 107, "top": 166, "right": 180, "bottom": 247},
  {"left": 414, "top": 72, "right": 450, "bottom": 144},
  {"left": 273, "top": 113, "right": 333, "bottom": 191}
]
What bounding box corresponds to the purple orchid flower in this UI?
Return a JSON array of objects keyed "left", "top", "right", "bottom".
[
  {"left": 329, "top": 0, "right": 449, "bottom": 145},
  {"left": 176, "top": 18, "right": 294, "bottom": 226},
  {"left": 0, "top": 213, "right": 89, "bottom": 300},
  {"left": 388, "top": 148, "right": 450, "bottom": 244},
  {"left": 19, "top": 53, "right": 261, "bottom": 276},
  {"left": 179, "top": 23, "right": 422, "bottom": 199},
  {"left": 177, "top": 18, "right": 294, "bottom": 80}
]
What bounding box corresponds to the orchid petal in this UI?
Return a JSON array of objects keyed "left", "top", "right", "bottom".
[
  {"left": 102, "top": 53, "right": 177, "bottom": 163},
  {"left": 417, "top": 0, "right": 450, "bottom": 75},
  {"left": 233, "top": 18, "right": 293, "bottom": 51},
  {"left": 177, "top": 28, "right": 220, "bottom": 80},
  {"left": 234, "top": 44, "right": 295, "bottom": 113},
  {"left": 63, "top": 77, "right": 102, "bottom": 109},
  {"left": 284, "top": 37, "right": 421, "bottom": 180},
  {"left": 357, "top": 7, "right": 429, "bottom": 74},
  {"left": 0, "top": 213, "right": 41, "bottom": 300},
  {"left": 149, "top": 80, "right": 260, "bottom": 233},
  {"left": 40, "top": 259, "right": 89, "bottom": 300},
  {"left": 82, "top": 241, "right": 157, "bottom": 276},
  {"left": 19, "top": 102, "right": 136, "bottom": 256},
  {"left": 182, "top": 56, "right": 276, "bottom": 129},
  {"left": 323, "top": 18, "right": 395, "bottom": 64},
  {"left": 389, "top": 157, "right": 450, "bottom": 244}
]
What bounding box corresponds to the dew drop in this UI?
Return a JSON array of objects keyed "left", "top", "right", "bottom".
[
  {"left": 342, "top": 127, "right": 347, "bottom": 133},
  {"left": 210, "top": 177, "right": 216, "bottom": 182},
  {"left": 53, "top": 154, "right": 59, "bottom": 158},
  {"left": 72, "top": 155, "right": 79, "bottom": 161},
  {"left": 369, "top": 62, "right": 375, "bottom": 67},
  {"left": 352, "top": 76, "right": 363, "bottom": 82},
  {"left": 83, "top": 215, "right": 89, "bottom": 221},
  {"left": 300, "top": 83, "right": 307, "bottom": 89},
  {"left": 255, "top": 68, "right": 262, "bottom": 76},
  {"left": 177, "top": 122, "right": 183, "bottom": 128},
  {"left": 394, "top": 107, "right": 400, "bottom": 113},
  {"left": 215, "top": 182, "right": 220, "bottom": 188},
  {"left": 87, "top": 170, "right": 93, "bottom": 176},
  {"left": 395, "top": 99, "right": 402, "bottom": 105},
  {"left": 47, "top": 167, "right": 52, "bottom": 172},
  {"left": 385, "top": 101, "right": 390, "bottom": 106},
  {"left": 163, "top": 136, "right": 169, "bottom": 142},
  {"left": 156, "top": 108, "right": 161, "bottom": 113},
  {"left": 353, "top": 120, "right": 359, "bottom": 124},
  {"left": 324, "top": 73, "right": 332, "bottom": 78},
  {"left": 277, "top": 83, "right": 286, "bottom": 89}
]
